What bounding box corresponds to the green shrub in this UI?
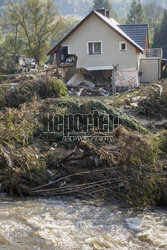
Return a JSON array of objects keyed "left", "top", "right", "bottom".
[
  {"left": 0, "top": 77, "right": 68, "bottom": 109},
  {"left": 52, "top": 78, "right": 68, "bottom": 97},
  {"left": 0, "top": 109, "right": 34, "bottom": 145},
  {"left": 155, "top": 131, "right": 167, "bottom": 153},
  {"left": 36, "top": 77, "right": 68, "bottom": 98}
]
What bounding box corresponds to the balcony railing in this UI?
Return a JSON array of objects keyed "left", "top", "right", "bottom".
[{"left": 146, "top": 48, "right": 163, "bottom": 58}]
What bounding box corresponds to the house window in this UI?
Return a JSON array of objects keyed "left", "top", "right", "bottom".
[
  {"left": 120, "top": 42, "right": 127, "bottom": 51},
  {"left": 88, "top": 42, "right": 102, "bottom": 54}
]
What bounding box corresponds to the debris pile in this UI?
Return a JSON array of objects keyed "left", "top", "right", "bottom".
[
  {"left": 67, "top": 73, "right": 95, "bottom": 88},
  {"left": 131, "top": 81, "right": 167, "bottom": 119},
  {"left": 67, "top": 72, "right": 110, "bottom": 96},
  {"left": 37, "top": 98, "right": 148, "bottom": 135},
  {"left": 30, "top": 131, "right": 167, "bottom": 207},
  {"left": 67, "top": 86, "right": 110, "bottom": 96},
  {"left": 0, "top": 144, "right": 47, "bottom": 196},
  {"left": 0, "top": 116, "right": 166, "bottom": 207},
  {"left": 0, "top": 74, "right": 167, "bottom": 207},
  {"left": 0, "top": 76, "right": 68, "bottom": 108},
  {"left": 114, "top": 80, "right": 167, "bottom": 116}
]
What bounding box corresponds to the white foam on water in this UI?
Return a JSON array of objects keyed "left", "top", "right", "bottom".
[
  {"left": 126, "top": 217, "right": 142, "bottom": 231},
  {"left": 0, "top": 198, "right": 166, "bottom": 249}
]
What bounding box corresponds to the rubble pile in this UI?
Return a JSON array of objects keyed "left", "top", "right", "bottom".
[
  {"left": 67, "top": 72, "right": 110, "bottom": 96},
  {"left": 67, "top": 86, "right": 110, "bottom": 96}
]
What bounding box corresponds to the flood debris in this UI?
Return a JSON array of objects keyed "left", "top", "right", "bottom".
[
  {"left": 67, "top": 86, "right": 110, "bottom": 96},
  {"left": 0, "top": 144, "right": 47, "bottom": 196},
  {"left": 67, "top": 73, "right": 95, "bottom": 88},
  {"left": 0, "top": 76, "right": 68, "bottom": 108},
  {"left": 0, "top": 74, "right": 167, "bottom": 207},
  {"left": 0, "top": 119, "right": 166, "bottom": 207},
  {"left": 30, "top": 132, "right": 167, "bottom": 207},
  {"left": 66, "top": 72, "right": 111, "bottom": 96},
  {"left": 131, "top": 82, "right": 167, "bottom": 119}
]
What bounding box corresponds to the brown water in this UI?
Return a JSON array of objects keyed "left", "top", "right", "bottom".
[{"left": 0, "top": 194, "right": 166, "bottom": 250}]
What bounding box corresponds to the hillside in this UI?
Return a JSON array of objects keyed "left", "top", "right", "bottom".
[
  {"left": 54, "top": 0, "right": 167, "bottom": 17},
  {"left": 1, "top": 0, "right": 166, "bottom": 17}
]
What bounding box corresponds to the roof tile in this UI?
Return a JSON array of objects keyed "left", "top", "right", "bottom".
[{"left": 119, "top": 24, "right": 148, "bottom": 50}]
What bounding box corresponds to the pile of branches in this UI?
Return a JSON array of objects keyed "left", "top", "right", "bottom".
[
  {"left": 0, "top": 76, "right": 67, "bottom": 109},
  {"left": 31, "top": 141, "right": 123, "bottom": 200},
  {"left": 0, "top": 144, "right": 47, "bottom": 196},
  {"left": 30, "top": 137, "right": 167, "bottom": 207},
  {"left": 0, "top": 126, "right": 166, "bottom": 207},
  {"left": 131, "top": 81, "right": 167, "bottom": 119}
]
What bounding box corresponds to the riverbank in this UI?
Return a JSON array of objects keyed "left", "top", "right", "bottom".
[{"left": 0, "top": 76, "right": 167, "bottom": 208}]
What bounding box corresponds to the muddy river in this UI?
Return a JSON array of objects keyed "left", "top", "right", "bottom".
[{"left": 0, "top": 194, "right": 166, "bottom": 249}]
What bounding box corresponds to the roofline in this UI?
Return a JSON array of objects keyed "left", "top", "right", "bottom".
[
  {"left": 47, "top": 10, "right": 143, "bottom": 56},
  {"left": 119, "top": 24, "right": 148, "bottom": 50},
  {"left": 93, "top": 11, "right": 143, "bottom": 52},
  {"left": 119, "top": 24, "right": 148, "bottom": 26}
]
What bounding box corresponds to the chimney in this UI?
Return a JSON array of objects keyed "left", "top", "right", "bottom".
[
  {"left": 106, "top": 10, "right": 110, "bottom": 18},
  {"left": 96, "top": 8, "right": 106, "bottom": 16}
]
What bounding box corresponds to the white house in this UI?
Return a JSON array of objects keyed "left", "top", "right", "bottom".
[{"left": 48, "top": 9, "right": 163, "bottom": 90}]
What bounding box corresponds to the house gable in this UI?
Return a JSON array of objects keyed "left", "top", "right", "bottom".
[
  {"left": 60, "top": 14, "right": 140, "bottom": 70},
  {"left": 48, "top": 10, "right": 144, "bottom": 56}
]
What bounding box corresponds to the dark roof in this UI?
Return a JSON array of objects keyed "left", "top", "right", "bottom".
[
  {"left": 48, "top": 10, "right": 144, "bottom": 56},
  {"left": 119, "top": 24, "right": 148, "bottom": 50}
]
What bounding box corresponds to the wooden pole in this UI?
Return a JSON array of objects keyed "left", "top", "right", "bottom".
[{"left": 112, "top": 66, "right": 117, "bottom": 94}]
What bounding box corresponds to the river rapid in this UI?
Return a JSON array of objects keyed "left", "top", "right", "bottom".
[{"left": 0, "top": 194, "right": 166, "bottom": 250}]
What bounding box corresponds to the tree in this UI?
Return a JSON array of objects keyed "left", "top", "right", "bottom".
[
  {"left": 153, "top": 10, "right": 167, "bottom": 58},
  {"left": 126, "top": 0, "right": 145, "bottom": 24},
  {"left": 51, "top": 17, "right": 79, "bottom": 46},
  {"left": 0, "top": 34, "right": 24, "bottom": 73},
  {"left": 93, "top": 0, "right": 117, "bottom": 18},
  {"left": 7, "top": 0, "right": 62, "bottom": 65},
  {"left": 144, "top": 3, "right": 163, "bottom": 28},
  {"left": 144, "top": 2, "right": 164, "bottom": 46},
  {"left": 93, "top": 0, "right": 111, "bottom": 10}
]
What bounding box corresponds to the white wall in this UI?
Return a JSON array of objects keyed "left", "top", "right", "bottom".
[
  {"left": 140, "top": 59, "right": 161, "bottom": 83},
  {"left": 61, "top": 15, "right": 139, "bottom": 71}
]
